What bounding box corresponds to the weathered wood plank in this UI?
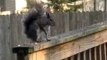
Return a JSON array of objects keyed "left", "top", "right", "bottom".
[
  {"left": 0, "top": 15, "right": 5, "bottom": 60},
  {"left": 101, "top": 44, "right": 105, "bottom": 60},
  {"left": 64, "top": 12, "right": 69, "bottom": 32},
  {"left": 89, "top": 49, "right": 92, "bottom": 60},
  {"left": 0, "top": 15, "right": 12, "bottom": 60},
  {"left": 104, "top": 44, "right": 107, "bottom": 60},
  {"left": 96, "top": 46, "right": 100, "bottom": 60},
  {"left": 86, "top": 50, "right": 89, "bottom": 60},
  {"left": 5, "top": 15, "right": 12, "bottom": 60},
  {"left": 69, "top": 12, "right": 76, "bottom": 30},
  {"left": 83, "top": 51, "right": 86, "bottom": 60},
  {"left": 94, "top": 47, "right": 97, "bottom": 60},
  {"left": 91, "top": 48, "right": 94, "bottom": 60},
  {"left": 71, "top": 56, "right": 74, "bottom": 60},
  {"left": 10, "top": 14, "right": 19, "bottom": 47},
  {"left": 77, "top": 53, "right": 80, "bottom": 60},
  {"left": 99, "top": 45, "right": 102, "bottom": 60}
]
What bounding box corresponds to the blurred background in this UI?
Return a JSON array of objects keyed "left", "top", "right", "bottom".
[{"left": 0, "top": 0, "right": 106, "bottom": 14}]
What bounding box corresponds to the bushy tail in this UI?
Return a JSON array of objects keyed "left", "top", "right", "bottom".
[{"left": 24, "top": 25, "right": 37, "bottom": 42}]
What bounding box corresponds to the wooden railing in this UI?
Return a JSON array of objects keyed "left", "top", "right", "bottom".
[
  {"left": 28, "top": 22, "right": 107, "bottom": 60},
  {"left": 63, "top": 43, "right": 107, "bottom": 60}
]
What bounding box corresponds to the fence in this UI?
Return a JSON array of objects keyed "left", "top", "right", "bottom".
[
  {"left": 0, "top": 11, "right": 107, "bottom": 60},
  {"left": 0, "top": 11, "right": 107, "bottom": 45}
]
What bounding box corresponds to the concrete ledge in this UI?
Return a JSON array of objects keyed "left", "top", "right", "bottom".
[{"left": 33, "top": 21, "right": 107, "bottom": 52}]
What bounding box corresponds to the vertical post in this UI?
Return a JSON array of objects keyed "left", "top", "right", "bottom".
[
  {"left": 64, "top": 12, "right": 69, "bottom": 33},
  {"left": 104, "top": 44, "right": 107, "bottom": 60},
  {"left": 70, "top": 56, "right": 74, "bottom": 60},
  {"left": 94, "top": 0, "right": 96, "bottom": 11},
  {"left": 94, "top": 47, "right": 97, "bottom": 60},
  {"left": 104, "top": 0, "right": 107, "bottom": 11},
  {"left": 83, "top": 51, "right": 86, "bottom": 60},
  {"left": 99, "top": 45, "right": 102, "bottom": 60},
  {"left": 77, "top": 53, "right": 80, "bottom": 60},
  {"left": 89, "top": 49, "right": 92, "bottom": 60},
  {"left": 82, "top": 0, "right": 84, "bottom": 12},
  {"left": 12, "top": 47, "right": 33, "bottom": 60},
  {"left": 17, "top": 52, "right": 26, "bottom": 60}
]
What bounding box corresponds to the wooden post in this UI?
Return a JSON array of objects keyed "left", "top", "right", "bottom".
[
  {"left": 104, "top": 0, "right": 106, "bottom": 11},
  {"left": 77, "top": 53, "right": 80, "bottom": 60},
  {"left": 99, "top": 45, "right": 102, "bottom": 60},
  {"left": 83, "top": 51, "right": 86, "bottom": 60},
  {"left": 94, "top": 47, "right": 97, "bottom": 60},
  {"left": 104, "top": 44, "right": 107, "bottom": 60},
  {"left": 94, "top": 0, "right": 96, "bottom": 11},
  {"left": 12, "top": 47, "right": 32, "bottom": 60}
]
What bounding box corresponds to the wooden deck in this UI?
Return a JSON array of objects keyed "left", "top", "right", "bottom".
[{"left": 28, "top": 22, "right": 107, "bottom": 60}]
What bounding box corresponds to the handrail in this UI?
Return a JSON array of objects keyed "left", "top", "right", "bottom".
[{"left": 32, "top": 21, "right": 107, "bottom": 52}]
